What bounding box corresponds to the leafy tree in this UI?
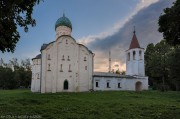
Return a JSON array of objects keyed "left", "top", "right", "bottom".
[
  {"left": 0, "top": 58, "right": 32, "bottom": 89},
  {"left": 145, "top": 43, "right": 155, "bottom": 87},
  {"left": 168, "top": 46, "right": 180, "bottom": 90},
  {"left": 145, "top": 40, "right": 171, "bottom": 91},
  {"left": 158, "top": 0, "right": 180, "bottom": 46},
  {"left": 0, "top": 0, "right": 42, "bottom": 52}
]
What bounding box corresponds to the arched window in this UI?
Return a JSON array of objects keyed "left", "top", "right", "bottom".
[
  {"left": 127, "top": 52, "right": 130, "bottom": 61},
  {"left": 133, "top": 51, "right": 136, "bottom": 60},
  {"left": 64, "top": 80, "right": 68, "bottom": 90},
  {"left": 139, "top": 50, "right": 142, "bottom": 60}
]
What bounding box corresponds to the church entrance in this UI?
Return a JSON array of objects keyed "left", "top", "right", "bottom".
[
  {"left": 64, "top": 80, "right": 68, "bottom": 90},
  {"left": 135, "top": 81, "right": 142, "bottom": 91}
]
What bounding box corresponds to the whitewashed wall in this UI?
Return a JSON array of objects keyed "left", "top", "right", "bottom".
[
  {"left": 31, "top": 59, "right": 41, "bottom": 92},
  {"left": 40, "top": 35, "right": 93, "bottom": 93},
  {"left": 93, "top": 73, "right": 148, "bottom": 91},
  {"left": 126, "top": 48, "right": 145, "bottom": 76}
]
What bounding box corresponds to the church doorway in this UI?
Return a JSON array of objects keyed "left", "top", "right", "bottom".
[
  {"left": 135, "top": 81, "right": 142, "bottom": 91},
  {"left": 64, "top": 80, "right": 68, "bottom": 90}
]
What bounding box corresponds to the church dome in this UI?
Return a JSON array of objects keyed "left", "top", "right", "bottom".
[{"left": 55, "top": 14, "right": 72, "bottom": 30}]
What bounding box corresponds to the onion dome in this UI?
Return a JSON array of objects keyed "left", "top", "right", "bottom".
[{"left": 55, "top": 13, "right": 72, "bottom": 30}]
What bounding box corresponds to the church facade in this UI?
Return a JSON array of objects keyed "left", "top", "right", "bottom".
[
  {"left": 31, "top": 14, "right": 93, "bottom": 93},
  {"left": 31, "top": 14, "right": 148, "bottom": 93}
]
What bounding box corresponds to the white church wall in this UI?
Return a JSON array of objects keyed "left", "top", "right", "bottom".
[
  {"left": 78, "top": 45, "right": 92, "bottom": 92},
  {"left": 31, "top": 59, "right": 41, "bottom": 92}
]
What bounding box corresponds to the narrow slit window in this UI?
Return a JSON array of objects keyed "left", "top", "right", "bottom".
[
  {"left": 37, "top": 74, "right": 40, "bottom": 79},
  {"left": 68, "top": 56, "right": 70, "bottom": 61},
  {"left": 68, "top": 64, "right": 72, "bottom": 72},
  {"left": 85, "top": 66, "right": 87, "bottom": 70},
  {"left": 48, "top": 64, "right": 51, "bottom": 71},
  {"left": 62, "top": 55, "right": 65, "bottom": 60},
  {"left": 48, "top": 54, "right": 51, "bottom": 60},
  {"left": 66, "top": 40, "right": 68, "bottom": 44},
  {"left": 84, "top": 57, "right": 87, "bottom": 61},
  {"left": 128, "top": 52, "right": 130, "bottom": 61},
  {"left": 60, "top": 64, "right": 63, "bottom": 72}
]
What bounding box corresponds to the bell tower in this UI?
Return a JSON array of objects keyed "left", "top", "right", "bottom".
[{"left": 126, "top": 27, "right": 145, "bottom": 76}]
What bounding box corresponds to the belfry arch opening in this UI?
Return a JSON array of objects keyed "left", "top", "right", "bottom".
[
  {"left": 139, "top": 50, "right": 142, "bottom": 60},
  {"left": 133, "top": 51, "right": 136, "bottom": 60},
  {"left": 64, "top": 80, "right": 68, "bottom": 90}
]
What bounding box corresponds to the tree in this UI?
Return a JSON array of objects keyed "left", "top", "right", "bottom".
[
  {"left": 168, "top": 46, "right": 180, "bottom": 91},
  {"left": 144, "top": 43, "right": 155, "bottom": 87},
  {"left": 0, "top": 0, "right": 42, "bottom": 52},
  {"left": 145, "top": 40, "right": 172, "bottom": 91},
  {"left": 158, "top": 0, "right": 180, "bottom": 46}
]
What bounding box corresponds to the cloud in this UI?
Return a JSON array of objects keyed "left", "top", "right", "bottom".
[
  {"left": 78, "top": 0, "right": 160, "bottom": 46},
  {"left": 78, "top": 0, "right": 175, "bottom": 72}
]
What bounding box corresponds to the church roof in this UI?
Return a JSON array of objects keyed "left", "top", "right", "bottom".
[
  {"left": 129, "top": 31, "right": 141, "bottom": 50},
  {"left": 32, "top": 54, "right": 41, "bottom": 60},
  {"left": 55, "top": 13, "right": 72, "bottom": 30}
]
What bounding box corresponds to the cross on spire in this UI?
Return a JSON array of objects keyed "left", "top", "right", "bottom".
[
  {"left": 133, "top": 26, "right": 136, "bottom": 34},
  {"left": 63, "top": 10, "right": 65, "bottom": 17}
]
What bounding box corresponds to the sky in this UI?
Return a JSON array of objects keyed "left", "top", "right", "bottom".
[{"left": 0, "top": 0, "right": 175, "bottom": 72}]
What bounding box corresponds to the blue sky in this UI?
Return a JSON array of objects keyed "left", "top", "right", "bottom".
[{"left": 0, "top": 0, "right": 175, "bottom": 72}]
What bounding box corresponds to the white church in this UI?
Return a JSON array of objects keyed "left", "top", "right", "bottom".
[{"left": 31, "top": 14, "right": 148, "bottom": 93}]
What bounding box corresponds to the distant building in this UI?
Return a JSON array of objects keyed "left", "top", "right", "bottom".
[{"left": 31, "top": 14, "right": 148, "bottom": 93}]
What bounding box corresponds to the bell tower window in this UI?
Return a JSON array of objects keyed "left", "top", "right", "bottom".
[
  {"left": 133, "top": 51, "right": 136, "bottom": 60},
  {"left": 127, "top": 52, "right": 130, "bottom": 61},
  {"left": 139, "top": 50, "right": 142, "bottom": 60}
]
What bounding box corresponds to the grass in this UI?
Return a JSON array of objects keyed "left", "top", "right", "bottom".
[{"left": 0, "top": 90, "right": 179, "bottom": 119}]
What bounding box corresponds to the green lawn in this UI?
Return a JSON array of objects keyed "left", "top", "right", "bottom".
[{"left": 0, "top": 90, "right": 179, "bottom": 119}]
